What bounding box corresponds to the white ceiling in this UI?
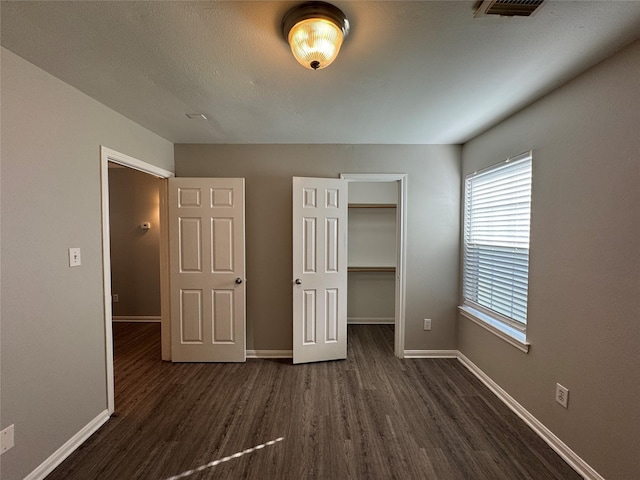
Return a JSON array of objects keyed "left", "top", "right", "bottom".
[{"left": 2, "top": 1, "right": 640, "bottom": 145}]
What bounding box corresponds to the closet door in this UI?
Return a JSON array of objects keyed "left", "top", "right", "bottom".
[{"left": 292, "top": 177, "right": 348, "bottom": 364}]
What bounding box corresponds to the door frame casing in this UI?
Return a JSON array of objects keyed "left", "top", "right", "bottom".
[
  {"left": 100, "top": 146, "right": 174, "bottom": 414},
  {"left": 340, "top": 173, "right": 407, "bottom": 358}
]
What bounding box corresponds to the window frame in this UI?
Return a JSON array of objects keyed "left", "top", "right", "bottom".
[{"left": 460, "top": 151, "right": 532, "bottom": 351}]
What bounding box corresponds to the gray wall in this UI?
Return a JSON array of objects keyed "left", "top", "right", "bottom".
[
  {"left": 459, "top": 39, "right": 640, "bottom": 480},
  {"left": 108, "top": 166, "right": 161, "bottom": 317},
  {"left": 0, "top": 48, "right": 173, "bottom": 480},
  {"left": 174, "top": 144, "right": 461, "bottom": 352}
]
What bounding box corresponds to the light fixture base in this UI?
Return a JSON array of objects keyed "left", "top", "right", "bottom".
[{"left": 282, "top": 2, "right": 350, "bottom": 41}]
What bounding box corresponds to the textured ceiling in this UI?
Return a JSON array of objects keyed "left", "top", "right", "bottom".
[{"left": 2, "top": 1, "right": 640, "bottom": 144}]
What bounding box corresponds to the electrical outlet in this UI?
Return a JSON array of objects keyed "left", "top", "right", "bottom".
[
  {"left": 1, "top": 424, "right": 15, "bottom": 454},
  {"left": 423, "top": 319, "right": 432, "bottom": 331},
  {"left": 555, "top": 383, "right": 569, "bottom": 408},
  {"left": 112, "top": 294, "right": 119, "bottom": 303}
]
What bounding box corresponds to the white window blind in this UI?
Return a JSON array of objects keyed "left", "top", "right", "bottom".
[{"left": 462, "top": 152, "right": 532, "bottom": 331}]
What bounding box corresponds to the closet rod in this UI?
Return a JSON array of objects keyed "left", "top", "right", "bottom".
[
  {"left": 348, "top": 203, "right": 396, "bottom": 209},
  {"left": 348, "top": 266, "right": 396, "bottom": 273}
]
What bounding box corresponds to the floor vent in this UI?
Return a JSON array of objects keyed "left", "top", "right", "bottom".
[{"left": 475, "top": 0, "right": 544, "bottom": 17}]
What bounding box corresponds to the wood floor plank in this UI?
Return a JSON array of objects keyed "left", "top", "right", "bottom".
[{"left": 45, "top": 323, "right": 582, "bottom": 480}]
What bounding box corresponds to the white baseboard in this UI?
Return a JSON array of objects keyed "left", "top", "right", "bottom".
[
  {"left": 348, "top": 317, "right": 395, "bottom": 324},
  {"left": 457, "top": 353, "right": 604, "bottom": 480},
  {"left": 112, "top": 316, "right": 161, "bottom": 323},
  {"left": 25, "top": 410, "right": 110, "bottom": 480},
  {"left": 403, "top": 349, "right": 459, "bottom": 358},
  {"left": 246, "top": 350, "right": 293, "bottom": 359}
]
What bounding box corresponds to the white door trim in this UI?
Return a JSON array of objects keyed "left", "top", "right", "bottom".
[
  {"left": 340, "top": 173, "right": 407, "bottom": 358},
  {"left": 100, "top": 146, "right": 174, "bottom": 414}
]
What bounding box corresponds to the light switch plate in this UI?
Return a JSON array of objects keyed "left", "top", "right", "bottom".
[{"left": 69, "top": 247, "right": 81, "bottom": 267}]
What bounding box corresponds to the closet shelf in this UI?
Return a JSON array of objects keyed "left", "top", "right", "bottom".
[
  {"left": 348, "top": 203, "right": 396, "bottom": 209},
  {"left": 348, "top": 266, "right": 396, "bottom": 273}
]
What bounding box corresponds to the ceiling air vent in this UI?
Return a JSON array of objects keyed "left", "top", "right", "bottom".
[{"left": 474, "top": 0, "right": 544, "bottom": 17}]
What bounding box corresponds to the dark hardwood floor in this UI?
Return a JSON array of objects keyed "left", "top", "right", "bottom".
[{"left": 45, "top": 323, "right": 581, "bottom": 479}]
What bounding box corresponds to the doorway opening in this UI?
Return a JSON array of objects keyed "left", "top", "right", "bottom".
[
  {"left": 100, "top": 146, "right": 173, "bottom": 414},
  {"left": 108, "top": 162, "right": 162, "bottom": 325},
  {"left": 341, "top": 174, "right": 407, "bottom": 358}
]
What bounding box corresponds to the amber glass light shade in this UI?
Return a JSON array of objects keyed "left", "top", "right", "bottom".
[
  {"left": 288, "top": 18, "right": 344, "bottom": 70},
  {"left": 282, "top": 2, "right": 350, "bottom": 70}
]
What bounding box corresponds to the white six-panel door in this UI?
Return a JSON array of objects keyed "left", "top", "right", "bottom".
[
  {"left": 292, "top": 177, "right": 348, "bottom": 364},
  {"left": 169, "top": 178, "right": 246, "bottom": 362}
]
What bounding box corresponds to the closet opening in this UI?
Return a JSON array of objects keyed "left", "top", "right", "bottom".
[{"left": 341, "top": 174, "right": 407, "bottom": 358}]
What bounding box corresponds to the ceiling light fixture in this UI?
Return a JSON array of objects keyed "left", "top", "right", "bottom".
[{"left": 282, "top": 1, "right": 350, "bottom": 71}]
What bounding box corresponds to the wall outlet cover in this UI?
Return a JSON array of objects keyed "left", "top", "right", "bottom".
[
  {"left": 1, "top": 424, "right": 15, "bottom": 454},
  {"left": 555, "top": 383, "right": 569, "bottom": 408}
]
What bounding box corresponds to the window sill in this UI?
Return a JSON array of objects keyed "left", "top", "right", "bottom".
[{"left": 458, "top": 305, "right": 530, "bottom": 353}]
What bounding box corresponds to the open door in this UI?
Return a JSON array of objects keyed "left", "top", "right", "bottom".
[
  {"left": 292, "top": 177, "right": 348, "bottom": 364},
  {"left": 168, "top": 178, "right": 246, "bottom": 362}
]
